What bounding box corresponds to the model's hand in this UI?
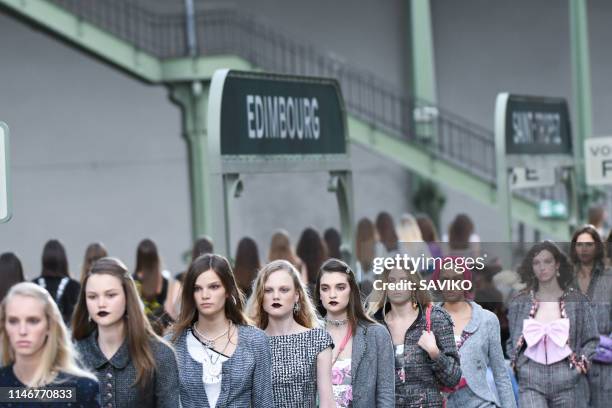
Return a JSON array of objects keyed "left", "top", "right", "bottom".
[{"left": 418, "top": 330, "right": 440, "bottom": 359}]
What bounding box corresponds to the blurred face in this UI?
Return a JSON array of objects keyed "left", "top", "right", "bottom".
[
  {"left": 532, "top": 249, "right": 559, "bottom": 284},
  {"left": 575, "top": 233, "right": 596, "bottom": 265},
  {"left": 263, "top": 269, "right": 299, "bottom": 319},
  {"left": 319, "top": 272, "right": 350, "bottom": 315},
  {"left": 387, "top": 268, "right": 412, "bottom": 305},
  {"left": 194, "top": 270, "right": 228, "bottom": 318},
  {"left": 440, "top": 267, "right": 465, "bottom": 302},
  {"left": 4, "top": 295, "right": 49, "bottom": 358},
  {"left": 86, "top": 274, "right": 126, "bottom": 328}
]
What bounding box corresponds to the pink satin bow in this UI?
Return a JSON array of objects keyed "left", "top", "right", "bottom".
[{"left": 523, "top": 318, "right": 572, "bottom": 365}]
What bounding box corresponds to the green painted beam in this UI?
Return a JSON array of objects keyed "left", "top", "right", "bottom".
[
  {"left": 161, "top": 56, "right": 253, "bottom": 82},
  {"left": 348, "top": 117, "right": 570, "bottom": 240},
  {"left": 0, "top": 0, "right": 161, "bottom": 82}
]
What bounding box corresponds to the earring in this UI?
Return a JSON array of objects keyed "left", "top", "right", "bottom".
[
  {"left": 232, "top": 295, "right": 237, "bottom": 305},
  {"left": 293, "top": 302, "right": 300, "bottom": 313},
  {"left": 88, "top": 315, "right": 92, "bottom": 323},
  {"left": 556, "top": 269, "right": 560, "bottom": 277}
]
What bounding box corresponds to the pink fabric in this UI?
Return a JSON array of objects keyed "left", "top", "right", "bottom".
[{"left": 523, "top": 318, "right": 572, "bottom": 365}]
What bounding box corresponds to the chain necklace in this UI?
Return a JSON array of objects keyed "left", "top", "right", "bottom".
[
  {"left": 192, "top": 322, "right": 234, "bottom": 379},
  {"left": 325, "top": 317, "right": 348, "bottom": 327},
  {"left": 192, "top": 322, "right": 230, "bottom": 348}
]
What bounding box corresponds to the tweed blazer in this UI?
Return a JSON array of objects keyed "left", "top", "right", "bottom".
[
  {"left": 76, "top": 331, "right": 179, "bottom": 408},
  {"left": 168, "top": 324, "right": 273, "bottom": 408},
  {"left": 350, "top": 321, "right": 395, "bottom": 408},
  {"left": 579, "top": 262, "right": 612, "bottom": 336},
  {"left": 445, "top": 302, "right": 516, "bottom": 408},
  {"left": 506, "top": 288, "right": 599, "bottom": 369},
  {"left": 376, "top": 304, "right": 462, "bottom": 406}
]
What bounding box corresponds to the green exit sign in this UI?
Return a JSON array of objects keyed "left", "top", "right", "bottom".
[{"left": 538, "top": 200, "right": 567, "bottom": 219}]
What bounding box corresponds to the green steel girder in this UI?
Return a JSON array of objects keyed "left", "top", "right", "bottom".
[
  {"left": 1, "top": 0, "right": 571, "bottom": 240},
  {"left": 348, "top": 118, "right": 570, "bottom": 240}
]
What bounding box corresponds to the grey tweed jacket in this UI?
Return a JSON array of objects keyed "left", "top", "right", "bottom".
[
  {"left": 350, "top": 321, "right": 395, "bottom": 408},
  {"left": 377, "top": 304, "right": 462, "bottom": 407},
  {"left": 445, "top": 302, "right": 516, "bottom": 408},
  {"left": 506, "top": 288, "right": 599, "bottom": 368},
  {"left": 168, "top": 324, "right": 273, "bottom": 408},
  {"left": 76, "top": 330, "right": 180, "bottom": 408}
]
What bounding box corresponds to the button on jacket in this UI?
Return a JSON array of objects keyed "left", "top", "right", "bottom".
[{"left": 76, "top": 331, "right": 180, "bottom": 408}]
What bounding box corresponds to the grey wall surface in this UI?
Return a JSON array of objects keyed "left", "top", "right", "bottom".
[{"left": 0, "top": 2, "right": 411, "bottom": 279}]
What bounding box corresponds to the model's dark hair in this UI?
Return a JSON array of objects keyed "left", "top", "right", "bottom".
[
  {"left": 234, "top": 237, "right": 261, "bottom": 296},
  {"left": 135, "top": 239, "right": 161, "bottom": 301},
  {"left": 80, "top": 242, "right": 108, "bottom": 285},
  {"left": 41, "top": 239, "right": 69, "bottom": 278},
  {"left": 416, "top": 214, "right": 439, "bottom": 242},
  {"left": 73, "top": 257, "right": 164, "bottom": 389},
  {"left": 296, "top": 227, "right": 328, "bottom": 285},
  {"left": 448, "top": 214, "right": 474, "bottom": 250},
  {"left": 570, "top": 225, "right": 604, "bottom": 265},
  {"left": 171, "top": 254, "right": 248, "bottom": 342},
  {"left": 0, "top": 253, "right": 25, "bottom": 301},
  {"left": 356, "top": 218, "right": 376, "bottom": 272},
  {"left": 315, "top": 258, "right": 375, "bottom": 332},
  {"left": 375, "top": 212, "right": 398, "bottom": 252},
  {"left": 518, "top": 241, "right": 573, "bottom": 291},
  {"left": 191, "top": 236, "right": 214, "bottom": 261},
  {"left": 323, "top": 228, "right": 342, "bottom": 260}
]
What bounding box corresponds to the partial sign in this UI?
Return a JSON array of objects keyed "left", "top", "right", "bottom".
[
  {"left": 0, "top": 122, "right": 10, "bottom": 223},
  {"left": 585, "top": 137, "right": 612, "bottom": 186},
  {"left": 510, "top": 166, "right": 555, "bottom": 190}
]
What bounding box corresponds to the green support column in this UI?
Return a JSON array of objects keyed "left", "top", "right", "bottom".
[
  {"left": 169, "top": 82, "right": 211, "bottom": 241},
  {"left": 409, "top": 0, "right": 441, "bottom": 224},
  {"left": 569, "top": 0, "right": 593, "bottom": 223},
  {"left": 409, "top": 0, "right": 437, "bottom": 106}
]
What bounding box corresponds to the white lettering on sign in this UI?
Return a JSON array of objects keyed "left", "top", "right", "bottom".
[
  {"left": 246, "top": 95, "right": 321, "bottom": 141},
  {"left": 585, "top": 137, "right": 612, "bottom": 186}
]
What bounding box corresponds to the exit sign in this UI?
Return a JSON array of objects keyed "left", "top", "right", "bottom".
[{"left": 538, "top": 200, "right": 567, "bottom": 219}]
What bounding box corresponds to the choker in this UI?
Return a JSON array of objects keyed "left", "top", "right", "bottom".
[{"left": 325, "top": 317, "right": 348, "bottom": 327}]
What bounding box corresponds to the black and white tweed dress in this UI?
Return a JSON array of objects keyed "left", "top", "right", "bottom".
[{"left": 269, "top": 328, "right": 334, "bottom": 408}]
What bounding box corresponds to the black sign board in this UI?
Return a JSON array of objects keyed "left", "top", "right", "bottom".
[
  {"left": 218, "top": 71, "right": 347, "bottom": 156},
  {"left": 505, "top": 95, "right": 572, "bottom": 155}
]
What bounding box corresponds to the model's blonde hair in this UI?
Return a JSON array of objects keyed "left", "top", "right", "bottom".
[
  {"left": 0, "top": 282, "right": 96, "bottom": 387},
  {"left": 247, "top": 260, "right": 320, "bottom": 329}
]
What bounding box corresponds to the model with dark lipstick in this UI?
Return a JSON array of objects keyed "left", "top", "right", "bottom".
[
  {"left": 507, "top": 241, "right": 599, "bottom": 408},
  {"left": 0, "top": 282, "right": 100, "bottom": 407},
  {"left": 367, "top": 265, "right": 461, "bottom": 407},
  {"left": 73, "top": 257, "right": 179, "bottom": 408},
  {"left": 315, "top": 258, "right": 395, "bottom": 408},
  {"left": 168, "top": 253, "right": 272, "bottom": 408},
  {"left": 248, "top": 259, "right": 335, "bottom": 408}
]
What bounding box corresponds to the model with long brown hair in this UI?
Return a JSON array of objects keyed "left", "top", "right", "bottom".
[
  {"left": 73, "top": 257, "right": 179, "bottom": 408},
  {"left": 168, "top": 253, "right": 272, "bottom": 408},
  {"left": 315, "top": 258, "right": 394, "bottom": 407},
  {"left": 248, "top": 259, "right": 335, "bottom": 408}
]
